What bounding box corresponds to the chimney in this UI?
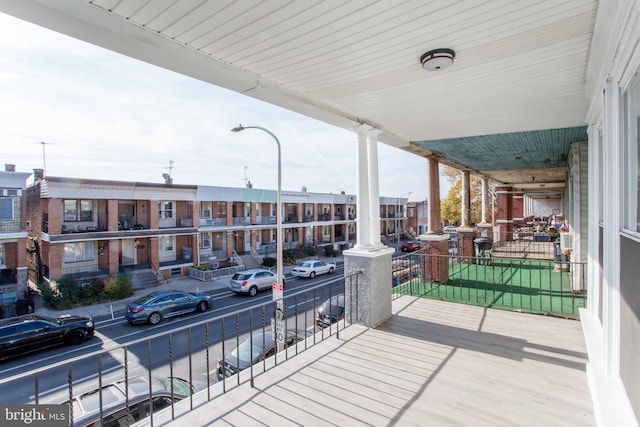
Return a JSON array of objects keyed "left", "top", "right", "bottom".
[
  {"left": 33, "top": 169, "right": 44, "bottom": 180},
  {"left": 5, "top": 164, "right": 15, "bottom": 172}
]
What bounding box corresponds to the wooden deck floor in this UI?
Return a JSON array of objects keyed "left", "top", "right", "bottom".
[{"left": 161, "top": 297, "right": 594, "bottom": 427}]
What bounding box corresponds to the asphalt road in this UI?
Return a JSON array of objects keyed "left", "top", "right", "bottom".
[{"left": 0, "top": 267, "right": 346, "bottom": 405}]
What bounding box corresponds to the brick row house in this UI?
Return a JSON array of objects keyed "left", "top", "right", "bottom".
[
  {"left": 0, "top": 165, "right": 31, "bottom": 317},
  {"left": 0, "top": 167, "right": 412, "bottom": 314},
  {"left": 21, "top": 175, "right": 411, "bottom": 290}
]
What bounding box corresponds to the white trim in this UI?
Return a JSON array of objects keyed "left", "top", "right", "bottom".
[
  {"left": 581, "top": 309, "right": 639, "bottom": 427},
  {"left": 602, "top": 79, "right": 622, "bottom": 376}
]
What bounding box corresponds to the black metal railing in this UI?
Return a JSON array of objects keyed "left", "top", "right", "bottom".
[
  {"left": 392, "top": 252, "right": 586, "bottom": 317},
  {"left": 489, "top": 231, "right": 558, "bottom": 260},
  {"left": 0, "top": 274, "right": 360, "bottom": 426}
]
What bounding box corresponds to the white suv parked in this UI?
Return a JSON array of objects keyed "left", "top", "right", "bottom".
[{"left": 229, "top": 269, "right": 283, "bottom": 297}]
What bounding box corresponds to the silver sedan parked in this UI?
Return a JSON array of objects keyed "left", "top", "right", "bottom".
[{"left": 291, "top": 260, "right": 336, "bottom": 278}]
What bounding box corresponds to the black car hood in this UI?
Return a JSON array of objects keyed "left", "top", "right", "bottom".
[
  {"left": 222, "top": 354, "right": 253, "bottom": 371},
  {"left": 58, "top": 315, "right": 92, "bottom": 325}
]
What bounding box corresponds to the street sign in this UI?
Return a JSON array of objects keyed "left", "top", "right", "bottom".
[
  {"left": 275, "top": 319, "right": 285, "bottom": 344},
  {"left": 272, "top": 282, "right": 283, "bottom": 301}
]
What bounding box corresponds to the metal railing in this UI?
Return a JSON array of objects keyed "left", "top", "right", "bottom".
[
  {"left": 0, "top": 274, "right": 361, "bottom": 426},
  {"left": 490, "top": 231, "right": 558, "bottom": 260},
  {"left": 392, "top": 252, "right": 586, "bottom": 317}
]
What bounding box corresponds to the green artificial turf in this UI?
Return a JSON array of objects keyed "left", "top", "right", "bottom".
[{"left": 393, "top": 257, "right": 586, "bottom": 317}]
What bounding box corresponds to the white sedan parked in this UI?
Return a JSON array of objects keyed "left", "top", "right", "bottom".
[{"left": 291, "top": 260, "right": 336, "bottom": 278}]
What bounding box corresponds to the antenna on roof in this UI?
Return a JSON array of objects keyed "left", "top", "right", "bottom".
[
  {"left": 163, "top": 160, "right": 174, "bottom": 184},
  {"left": 38, "top": 141, "right": 52, "bottom": 177},
  {"left": 243, "top": 166, "right": 252, "bottom": 188},
  {"left": 162, "top": 160, "right": 174, "bottom": 184}
]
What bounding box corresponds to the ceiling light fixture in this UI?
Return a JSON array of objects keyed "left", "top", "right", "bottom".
[{"left": 420, "top": 48, "right": 455, "bottom": 71}]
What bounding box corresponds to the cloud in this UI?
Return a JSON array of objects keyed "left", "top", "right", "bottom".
[{"left": 0, "top": 12, "right": 428, "bottom": 200}]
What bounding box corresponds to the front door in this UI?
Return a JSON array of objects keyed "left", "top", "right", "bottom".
[{"left": 121, "top": 239, "right": 136, "bottom": 266}]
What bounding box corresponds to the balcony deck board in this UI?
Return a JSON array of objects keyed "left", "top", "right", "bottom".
[{"left": 164, "top": 296, "right": 594, "bottom": 426}]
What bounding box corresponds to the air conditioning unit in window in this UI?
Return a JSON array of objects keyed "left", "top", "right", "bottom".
[{"left": 560, "top": 233, "right": 572, "bottom": 249}]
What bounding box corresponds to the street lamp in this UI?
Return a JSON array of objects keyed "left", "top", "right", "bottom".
[
  {"left": 231, "top": 125, "right": 284, "bottom": 347},
  {"left": 396, "top": 191, "right": 412, "bottom": 250}
]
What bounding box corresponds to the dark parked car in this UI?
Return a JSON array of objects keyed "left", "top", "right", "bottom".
[
  {"left": 216, "top": 329, "right": 312, "bottom": 380},
  {"left": 400, "top": 241, "right": 421, "bottom": 252},
  {"left": 315, "top": 294, "right": 345, "bottom": 328},
  {"left": 125, "top": 290, "right": 212, "bottom": 325},
  {"left": 0, "top": 314, "right": 94, "bottom": 361},
  {"left": 67, "top": 376, "right": 206, "bottom": 427}
]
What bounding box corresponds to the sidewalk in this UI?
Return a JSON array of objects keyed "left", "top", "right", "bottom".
[{"left": 34, "top": 256, "right": 343, "bottom": 321}]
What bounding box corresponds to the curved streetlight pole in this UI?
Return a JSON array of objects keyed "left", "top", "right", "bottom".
[
  {"left": 231, "top": 125, "right": 284, "bottom": 348},
  {"left": 397, "top": 191, "right": 412, "bottom": 250}
]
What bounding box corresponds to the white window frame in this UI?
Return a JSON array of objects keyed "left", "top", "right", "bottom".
[
  {"left": 201, "top": 232, "right": 212, "bottom": 248},
  {"left": 63, "top": 199, "right": 93, "bottom": 222},
  {"left": 64, "top": 200, "right": 77, "bottom": 221},
  {"left": 202, "top": 201, "right": 212, "bottom": 218},
  {"left": 624, "top": 73, "right": 640, "bottom": 234},
  {"left": 64, "top": 242, "right": 94, "bottom": 262},
  {"left": 158, "top": 201, "right": 174, "bottom": 219}
]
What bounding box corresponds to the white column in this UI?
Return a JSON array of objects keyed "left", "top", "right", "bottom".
[
  {"left": 481, "top": 177, "right": 490, "bottom": 223},
  {"left": 368, "top": 129, "right": 383, "bottom": 248},
  {"left": 426, "top": 155, "right": 441, "bottom": 234},
  {"left": 460, "top": 170, "right": 471, "bottom": 228},
  {"left": 354, "top": 125, "right": 373, "bottom": 250}
]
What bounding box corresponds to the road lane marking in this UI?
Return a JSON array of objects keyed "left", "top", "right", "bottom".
[{"left": 28, "top": 365, "right": 121, "bottom": 400}]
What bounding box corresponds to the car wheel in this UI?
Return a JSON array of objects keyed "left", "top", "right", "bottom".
[
  {"left": 148, "top": 312, "right": 162, "bottom": 325},
  {"left": 249, "top": 286, "right": 258, "bottom": 297},
  {"left": 66, "top": 329, "right": 87, "bottom": 345},
  {"left": 329, "top": 267, "right": 334, "bottom": 274},
  {"left": 197, "top": 301, "right": 208, "bottom": 312},
  {"left": 310, "top": 271, "right": 316, "bottom": 279}
]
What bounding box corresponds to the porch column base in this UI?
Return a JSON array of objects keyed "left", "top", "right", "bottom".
[
  {"left": 455, "top": 228, "right": 475, "bottom": 260},
  {"left": 419, "top": 234, "right": 449, "bottom": 283},
  {"left": 343, "top": 246, "right": 394, "bottom": 328},
  {"left": 477, "top": 223, "right": 493, "bottom": 238}
]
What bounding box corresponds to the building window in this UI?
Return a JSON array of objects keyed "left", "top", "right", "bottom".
[
  {"left": 215, "top": 202, "right": 226, "bottom": 216},
  {"left": 201, "top": 232, "right": 211, "bottom": 248},
  {"left": 159, "top": 236, "right": 174, "bottom": 252},
  {"left": 64, "top": 242, "right": 94, "bottom": 262},
  {"left": 64, "top": 200, "right": 77, "bottom": 221},
  {"left": 158, "top": 201, "right": 174, "bottom": 219},
  {"left": 202, "top": 202, "right": 212, "bottom": 218},
  {"left": 624, "top": 73, "right": 640, "bottom": 232},
  {"left": 64, "top": 200, "right": 93, "bottom": 222},
  {"left": 0, "top": 199, "right": 13, "bottom": 220},
  {"left": 80, "top": 200, "right": 93, "bottom": 221},
  {"left": 322, "top": 226, "right": 331, "bottom": 239}
]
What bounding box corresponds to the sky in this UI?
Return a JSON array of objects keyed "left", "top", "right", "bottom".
[{"left": 0, "top": 12, "right": 441, "bottom": 202}]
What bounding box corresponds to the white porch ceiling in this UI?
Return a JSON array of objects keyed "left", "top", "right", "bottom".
[{"left": 0, "top": 0, "right": 598, "bottom": 188}]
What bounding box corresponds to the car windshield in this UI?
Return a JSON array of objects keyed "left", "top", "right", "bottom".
[
  {"left": 160, "top": 377, "right": 192, "bottom": 396},
  {"left": 300, "top": 262, "right": 312, "bottom": 268},
  {"left": 321, "top": 299, "right": 344, "bottom": 318},
  {"left": 230, "top": 336, "right": 265, "bottom": 364}
]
